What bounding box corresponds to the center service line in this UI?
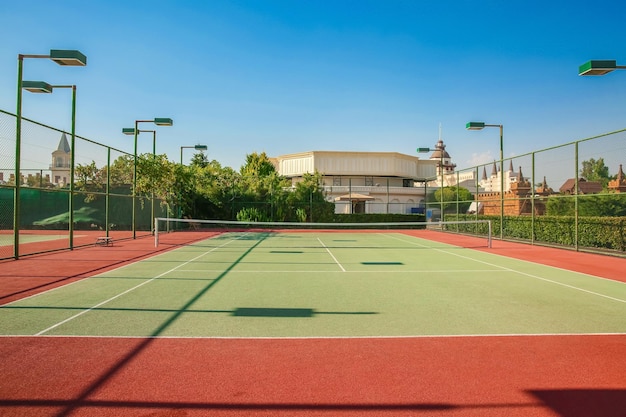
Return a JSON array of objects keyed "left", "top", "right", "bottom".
[{"left": 317, "top": 237, "right": 346, "bottom": 272}]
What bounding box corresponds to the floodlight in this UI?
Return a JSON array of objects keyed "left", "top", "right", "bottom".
[
  {"left": 578, "top": 60, "right": 617, "bottom": 76},
  {"left": 22, "top": 81, "right": 53, "bottom": 93},
  {"left": 154, "top": 118, "right": 173, "bottom": 126},
  {"left": 49, "top": 49, "right": 87, "bottom": 66},
  {"left": 466, "top": 122, "right": 485, "bottom": 130}
]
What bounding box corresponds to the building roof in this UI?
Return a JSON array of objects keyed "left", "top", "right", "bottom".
[
  {"left": 56, "top": 133, "right": 71, "bottom": 153},
  {"left": 429, "top": 139, "right": 450, "bottom": 160},
  {"left": 559, "top": 178, "right": 603, "bottom": 194}
]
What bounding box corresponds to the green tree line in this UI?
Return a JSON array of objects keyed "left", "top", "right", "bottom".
[{"left": 73, "top": 150, "right": 334, "bottom": 222}]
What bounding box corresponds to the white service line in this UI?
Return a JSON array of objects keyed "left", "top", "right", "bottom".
[
  {"left": 35, "top": 235, "right": 245, "bottom": 336},
  {"left": 317, "top": 237, "right": 346, "bottom": 272}
]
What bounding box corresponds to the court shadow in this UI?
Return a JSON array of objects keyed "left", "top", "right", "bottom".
[
  {"left": 529, "top": 389, "right": 626, "bottom": 417},
  {"left": 232, "top": 307, "right": 378, "bottom": 317}
]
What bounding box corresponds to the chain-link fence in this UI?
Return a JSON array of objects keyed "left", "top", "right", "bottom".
[
  {"left": 433, "top": 128, "right": 626, "bottom": 253},
  {"left": 0, "top": 109, "right": 167, "bottom": 260},
  {"left": 3, "top": 106, "right": 626, "bottom": 259}
]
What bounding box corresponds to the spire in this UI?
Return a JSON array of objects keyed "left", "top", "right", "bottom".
[
  {"left": 491, "top": 161, "right": 497, "bottom": 176},
  {"left": 57, "top": 133, "right": 71, "bottom": 153},
  {"left": 618, "top": 164, "right": 625, "bottom": 181},
  {"left": 509, "top": 160, "right": 514, "bottom": 173},
  {"left": 517, "top": 166, "right": 524, "bottom": 182},
  {"left": 482, "top": 166, "right": 487, "bottom": 181}
]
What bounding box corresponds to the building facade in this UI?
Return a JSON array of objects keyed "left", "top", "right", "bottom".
[
  {"left": 273, "top": 151, "right": 437, "bottom": 214},
  {"left": 50, "top": 133, "right": 71, "bottom": 187}
]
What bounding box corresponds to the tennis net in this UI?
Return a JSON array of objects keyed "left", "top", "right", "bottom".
[{"left": 154, "top": 218, "right": 492, "bottom": 248}]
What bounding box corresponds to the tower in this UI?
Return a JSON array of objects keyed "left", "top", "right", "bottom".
[{"left": 50, "top": 133, "right": 71, "bottom": 186}]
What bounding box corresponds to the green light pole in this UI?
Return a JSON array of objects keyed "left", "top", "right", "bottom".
[
  {"left": 122, "top": 118, "right": 173, "bottom": 238},
  {"left": 466, "top": 122, "right": 504, "bottom": 239},
  {"left": 180, "top": 144, "right": 208, "bottom": 164},
  {"left": 123, "top": 128, "right": 158, "bottom": 233},
  {"left": 22, "top": 82, "right": 78, "bottom": 249},
  {"left": 179, "top": 145, "right": 208, "bottom": 220},
  {"left": 417, "top": 146, "right": 445, "bottom": 221},
  {"left": 14, "top": 50, "right": 86, "bottom": 259},
  {"left": 578, "top": 60, "right": 626, "bottom": 76}
]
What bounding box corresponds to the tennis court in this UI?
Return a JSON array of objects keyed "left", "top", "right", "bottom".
[{"left": 0, "top": 226, "right": 625, "bottom": 416}]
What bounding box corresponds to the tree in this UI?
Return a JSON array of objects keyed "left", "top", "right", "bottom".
[
  {"left": 74, "top": 161, "right": 107, "bottom": 202},
  {"left": 190, "top": 152, "right": 209, "bottom": 168},
  {"left": 434, "top": 186, "right": 473, "bottom": 213},
  {"left": 240, "top": 152, "right": 276, "bottom": 178},
  {"left": 580, "top": 158, "right": 611, "bottom": 188},
  {"left": 286, "top": 171, "right": 334, "bottom": 222},
  {"left": 238, "top": 152, "right": 288, "bottom": 221}
]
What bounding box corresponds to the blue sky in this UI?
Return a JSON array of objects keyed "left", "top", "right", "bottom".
[{"left": 1, "top": 0, "right": 625, "bottom": 171}]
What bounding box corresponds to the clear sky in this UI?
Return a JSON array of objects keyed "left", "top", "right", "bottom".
[{"left": 1, "top": 0, "right": 625, "bottom": 171}]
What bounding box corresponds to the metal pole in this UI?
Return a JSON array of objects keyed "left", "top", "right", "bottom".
[
  {"left": 440, "top": 150, "right": 444, "bottom": 221},
  {"left": 14, "top": 55, "right": 24, "bottom": 259},
  {"left": 531, "top": 152, "right": 535, "bottom": 245},
  {"left": 499, "top": 125, "right": 504, "bottom": 240},
  {"left": 106, "top": 147, "right": 110, "bottom": 237},
  {"left": 132, "top": 120, "right": 138, "bottom": 239},
  {"left": 574, "top": 141, "right": 579, "bottom": 251},
  {"left": 475, "top": 166, "right": 479, "bottom": 234},
  {"left": 69, "top": 85, "right": 77, "bottom": 249},
  {"left": 151, "top": 130, "right": 156, "bottom": 234}
]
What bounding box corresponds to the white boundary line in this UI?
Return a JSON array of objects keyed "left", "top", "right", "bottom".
[
  {"left": 317, "top": 237, "right": 346, "bottom": 272},
  {"left": 1, "top": 332, "right": 625, "bottom": 340},
  {"left": 178, "top": 269, "right": 503, "bottom": 273},
  {"left": 387, "top": 234, "right": 626, "bottom": 304},
  {"left": 34, "top": 235, "right": 246, "bottom": 336}
]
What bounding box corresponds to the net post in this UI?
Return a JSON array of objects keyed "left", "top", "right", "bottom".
[
  {"left": 488, "top": 220, "right": 492, "bottom": 248},
  {"left": 154, "top": 217, "right": 159, "bottom": 247}
]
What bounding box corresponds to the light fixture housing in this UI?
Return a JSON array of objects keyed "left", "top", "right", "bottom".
[
  {"left": 578, "top": 60, "right": 616, "bottom": 76},
  {"left": 154, "top": 118, "right": 173, "bottom": 126},
  {"left": 49, "top": 49, "right": 87, "bottom": 66},
  {"left": 22, "top": 81, "right": 53, "bottom": 93},
  {"left": 194, "top": 145, "right": 208, "bottom": 151},
  {"left": 122, "top": 128, "right": 136, "bottom": 135},
  {"left": 466, "top": 122, "right": 485, "bottom": 130}
]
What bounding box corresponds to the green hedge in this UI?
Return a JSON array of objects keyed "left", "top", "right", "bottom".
[
  {"left": 328, "top": 213, "right": 426, "bottom": 223},
  {"left": 449, "top": 214, "right": 626, "bottom": 252}
]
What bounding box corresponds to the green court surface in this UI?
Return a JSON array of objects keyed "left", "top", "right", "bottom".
[
  {"left": 0, "top": 233, "right": 68, "bottom": 247},
  {"left": 1, "top": 231, "right": 625, "bottom": 338}
]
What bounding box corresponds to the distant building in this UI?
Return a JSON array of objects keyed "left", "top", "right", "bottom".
[
  {"left": 427, "top": 139, "right": 456, "bottom": 186},
  {"left": 608, "top": 164, "right": 626, "bottom": 193},
  {"left": 559, "top": 178, "right": 603, "bottom": 195},
  {"left": 273, "top": 150, "right": 437, "bottom": 214},
  {"left": 475, "top": 166, "right": 546, "bottom": 216},
  {"left": 50, "top": 133, "right": 71, "bottom": 186}
]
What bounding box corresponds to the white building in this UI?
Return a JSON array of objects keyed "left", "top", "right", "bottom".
[
  {"left": 50, "top": 133, "right": 71, "bottom": 186},
  {"left": 426, "top": 139, "right": 457, "bottom": 188},
  {"left": 273, "top": 151, "right": 437, "bottom": 214}
]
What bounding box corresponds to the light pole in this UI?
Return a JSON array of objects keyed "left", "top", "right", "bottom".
[
  {"left": 123, "top": 128, "right": 158, "bottom": 233},
  {"left": 22, "top": 82, "right": 78, "bottom": 248},
  {"left": 122, "top": 118, "right": 173, "bottom": 238},
  {"left": 180, "top": 144, "right": 208, "bottom": 165},
  {"left": 578, "top": 60, "right": 626, "bottom": 76},
  {"left": 417, "top": 146, "right": 445, "bottom": 221},
  {"left": 14, "top": 49, "right": 86, "bottom": 259},
  {"left": 466, "top": 122, "right": 504, "bottom": 239},
  {"left": 178, "top": 145, "right": 208, "bottom": 220}
]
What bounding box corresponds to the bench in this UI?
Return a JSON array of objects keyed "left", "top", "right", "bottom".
[{"left": 95, "top": 236, "right": 113, "bottom": 246}]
